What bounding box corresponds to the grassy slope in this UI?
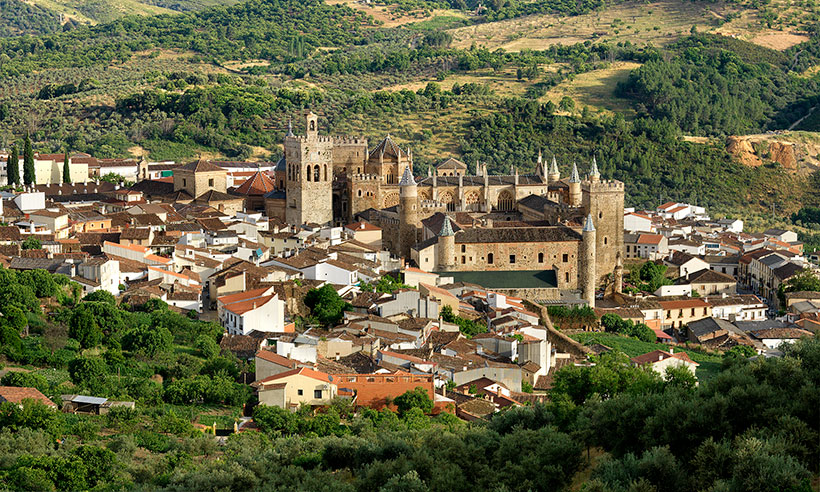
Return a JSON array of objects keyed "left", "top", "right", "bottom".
[
  {"left": 570, "top": 332, "right": 724, "bottom": 381},
  {"left": 25, "top": 0, "right": 237, "bottom": 24}
]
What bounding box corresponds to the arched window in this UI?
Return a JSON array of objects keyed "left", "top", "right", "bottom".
[
  {"left": 538, "top": 252, "right": 544, "bottom": 263},
  {"left": 309, "top": 120, "right": 315, "bottom": 131},
  {"left": 599, "top": 211, "right": 603, "bottom": 219},
  {"left": 314, "top": 166, "right": 320, "bottom": 182},
  {"left": 358, "top": 189, "right": 362, "bottom": 197},
  {"left": 604, "top": 237, "right": 608, "bottom": 245},
  {"left": 488, "top": 253, "right": 494, "bottom": 265},
  {"left": 324, "top": 164, "right": 328, "bottom": 181},
  {"left": 497, "top": 191, "right": 514, "bottom": 211},
  {"left": 306, "top": 165, "right": 312, "bottom": 181}
]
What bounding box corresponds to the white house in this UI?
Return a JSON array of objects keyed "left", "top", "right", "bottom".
[
  {"left": 13, "top": 192, "right": 46, "bottom": 213},
  {"left": 749, "top": 327, "right": 813, "bottom": 350},
  {"left": 217, "top": 286, "right": 287, "bottom": 336},
  {"left": 631, "top": 349, "right": 698, "bottom": 378},
  {"left": 75, "top": 258, "right": 120, "bottom": 296},
  {"left": 624, "top": 212, "right": 654, "bottom": 233}
]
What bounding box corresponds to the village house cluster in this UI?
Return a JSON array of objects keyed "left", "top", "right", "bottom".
[{"left": 0, "top": 112, "right": 816, "bottom": 416}]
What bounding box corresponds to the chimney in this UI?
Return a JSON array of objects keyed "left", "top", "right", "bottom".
[
  {"left": 669, "top": 347, "right": 673, "bottom": 354},
  {"left": 658, "top": 354, "right": 663, "bottom": 361}
]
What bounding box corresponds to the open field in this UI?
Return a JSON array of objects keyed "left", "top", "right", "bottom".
[
  {"left": 544, "top": 61, "right": 640, "bottom": 116},
  {"left": 383, "top": 66, "right": 556, "bottom": 97},
  {"left": 570, "top": 332, "right": 725, "bottom": 381},
  {"left": 26, "top": 0, "right": 238, "bottom": 24},
  {"left": 450, "top": 1, "right": 747, "bottom": 51},
  {"left": 326, "top": 0, "right": 465, "bottom": 28}
]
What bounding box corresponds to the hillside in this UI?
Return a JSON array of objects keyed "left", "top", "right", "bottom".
[
  {"left": 0, "top": 0, "right": 818, "bottom": 219},
  {"left": 19, "top": 0, "right": 239, "bottom": 25}
]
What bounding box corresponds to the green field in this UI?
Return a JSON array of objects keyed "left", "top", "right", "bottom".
[{"left": 570, "top": 332, "right": 724, "bottom": 381}]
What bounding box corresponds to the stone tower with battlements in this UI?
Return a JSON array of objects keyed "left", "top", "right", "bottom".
[
  {"left": 285, "top": 111, "right": 334, "bottom": 226},
  {"left": 398, "top": 166, "right": 420, "bottom": 260},
  {"left": 582, "top": 159, "right": 625, "bottom": 284}
]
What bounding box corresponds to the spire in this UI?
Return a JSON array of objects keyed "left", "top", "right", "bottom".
[
  {"left": 550, "top": 156, "right": 559, "bottom": 175},
  {"left": 583, "top": 213, "right": 596, "bottom": 232},
  {"left": 537, "top": 149, "right": 543, "bottom": 165},
  {"left": 399, "top": 165, "right": 416, "bottom": 186},
  {"left": 590, "top": 156, "right": 600, "bottom": 177},
  {"left": 570, "top": 162, "right": 580, "bottom": 183},
  {"left": 439, "top": 215, "right": 455, "bottom": 237},
  {"left": 286, "top": 120, "right": 294, "bottom": 137}
]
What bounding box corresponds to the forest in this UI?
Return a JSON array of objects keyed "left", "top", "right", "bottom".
[{"left": 0, "top": 266, "right": 817, "bottom": 491}]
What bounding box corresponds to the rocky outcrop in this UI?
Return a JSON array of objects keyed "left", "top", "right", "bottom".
[
  {"left": 768, "top": 141, "right": 797, "bottom": 169},
  {"left": 726, "top": 136, "right": 762, "bottom": 167}
]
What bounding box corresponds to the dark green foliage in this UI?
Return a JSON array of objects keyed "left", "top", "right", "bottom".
[
  {"left": 82, "top": 290, "right": 116, "bottom": 305},
  {"left": 68, "top": 357, "right": 107, "bottom": 391},
  {"left": 360, "top": 274, "right": 411, "bottom": 293},
  {"left": 122, "top": 323, "right": 173, "bottom": 358},
  {"left": 6, "top": 145, "right": 18, "bottom": 185},
  {"left": 440, "top": 304, "right": 486, "bottom": 338},
  {"left": 0, "top": 0, "right": 62, "bottom": 38},
  {"left": 393, "top": 387, "right": 434, "bottom": 415},
  {"left": 304, "top": 284, "right": 350, "bottom": 327},
  {"left": 778, "top": 268, "right": 820, "bottom": 306},
  {"left": 61, "top": 152, "right": 70, "bottom": 184},
  {"left": 547, "top": 305, "right": 597, "bottom": 327},
  {"left": 627, "top": 261, "right": 672, "bottom": 292},
  {"left": 68, "top": 305, "right": 102, "bottom": 349},
  {"left": 195, "top": 334, "right": 220, "bottom": 359},
  {"left": 22, "top": 133, "right": 34, "bottom": 185},
  {"left": 600, "top": 313, "right": 656, "bottom": 342},
  {"left": 551, "top": 350, "right": 663, "bottom": 404},
  {"left": 21, "top": 237, "right": 41, "bottom": 250}
]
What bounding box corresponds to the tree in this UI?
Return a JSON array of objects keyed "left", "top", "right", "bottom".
[
  {"left": 559, "top": 96, "right": 575, "bottom": 112},
  {"left": 21, "top": 237, "right": 41, "bottom": 250},
  {"left": 62, "top": 151, "right": 70, "bottom": 184},
  {"left": 393, "top": 387, "right": 434, "bottom": 415},
  {"left": 196, "top": 334, "right": 220, "bottom": 359},
  {"left": 82, "top": 290, "right": 116, "bottom": 305},
  {"left": 23, "top": 133, "right": 34, "bottom": 186},
  {"left": 7, "top": 145, "right": 19, "bottom": 185},
  {"left": 778, "top": 268, "right": 820, "bottom": 306},
  {"left": 68, "top": 357, "right": 107, "bottom": 390},
  {"left": 664, "top": 365, "right": 697, "bottom": 391},
  {"left": 122, "top": 324, "right": 172, "bottom": 358},
  {"left": 253, "top": 404, "right": 298, "bottom": 435},
  {"left": 2, "top": 305, "right": 28, "bottom": 332},
  {"left": 304, "top": 285, "right": 350, "bottom": 327},
  {"left": 68, "top": 306, "right": 101, "bottom": 349}
]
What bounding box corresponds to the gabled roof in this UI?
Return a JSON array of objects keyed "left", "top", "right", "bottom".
[
  {"left": 631, "top": 350, "right": 698, "bottom": 366},
  {"left": 437, "top": 157, "right": 467, "bottom": 169},
  {"left": 255, "top": 350, "right": 299, "bottom": 368},
  {"left": 178, "top": 159, "right": 225, "bottom": 173},
  {"left": 255, "top": 367, "right": 331, "bottom": 386},
  {"left": 0, "top": 386, "right": 56, "bottom": 407}
]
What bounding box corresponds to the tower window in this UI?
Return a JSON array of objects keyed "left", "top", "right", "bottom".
[
  {"left": 182, "top": 178, "right": 187, "bottom": 187},
  {"left": 562, "top": 254, "right": 568, "bottom": 262},
  {"left": 488, "top": 253, "right": 494, "bottom": 265},
  {"left": 314, "top": 166, "right": 320, "bottom": 182},
  {"left": 538, "top": 252, "right": 544, "bottom": 263},
  {"left": 599, "top": 211, "right": 603, "bottom": 219},
  {"left": 604, "top": 237, "right": 608, "bottom": 245},
  {"left": 565, "top": 272, "right": 570, "bottom": 283},
  {"left": 461, "top": 256, "right": 466, "bottom": 264},
  {"left": 358, "top": 189, "right": 362, "bottom": 197},
  {"left": 208, "top": 178, "right": 214, "bottom": 187},
  {"left": 509, "top": 255, "right": 516, "bottom": 264},
  {"left": 461, "top": 245, "right": 466, "bottom": 253},
  {"left": 306, "top": 165, "right": 311, "bottom": 182}
]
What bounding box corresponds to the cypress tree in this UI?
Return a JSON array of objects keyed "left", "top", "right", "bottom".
[
  {"left": 62, "top": 150, "right": 71, "bottom": 184},
  {"left": 22, "top": 133, "right": 34, "bottom": 185},
  {"left": 7, "top": 145, "right": 19, "bottom": 186}
]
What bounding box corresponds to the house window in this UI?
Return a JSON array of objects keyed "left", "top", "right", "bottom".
[
  {"left": 488, "top": 253, "right": 494, "bottom": 264},
  {"left": 565, "top": 272, "right": 570, "bottom": 283},
  {"left": 182, "top": 178, "right": 187, "bottom": 187},
  {"left": 562, "top": 253, "right": 568, "bottom": 262},
  {"left": 509, "top": 255, "right": 516, "bottom": 264},
  {"left": 538, "top": 253, "right": 544, "bottom": 263},
  {"left": 297, "top": 389, "right": 303, "bottom": 396},
  {"left": 691, "top": 308, "right": 695, "bottom": 316},
  {"left": 461, "top": 256, "right": 466, "bottom": 264},
  {"left": 461, "top": 245, "right": 466, "bottom": 253},
  {"left": 314, "top": 389, "right": 322, "bottom": 399},
  {"left": 208, "top": 178, "right": 214, "bottom": 187}
]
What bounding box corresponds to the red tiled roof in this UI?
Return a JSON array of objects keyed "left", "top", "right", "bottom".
[
  {"left": 234, "top": 170, "right": 276, "bottom": 196},
  {"left": 345, "top": 221, "right": 381, "bottom": 232},
  {"left": 0, "top": 386, "right": 56, "bottom": 407},
  {"left": 658, "top": 299, "right": 710, "bottom": 310},
  {"left": 637, "top": 234, "right": 664, "bottom": 245},
  {"left": 255, "top": 367, "right": 331, "bottom": 385},
  {"left": 631, "top": 350, "right": 698, "bottom": 366},
  {"left": 218, "top": 287, "right": 272, "bottom": 305},
  {"left": 255, "top": 350, "right": 299, "bottom": 368},
  {"left": 223, "top": 295, "right": 276, "bottom": 315}
]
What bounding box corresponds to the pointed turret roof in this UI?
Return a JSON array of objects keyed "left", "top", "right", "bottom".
[
  {"left": 590, "top": 156, "right": 600, "bottom": 177},
  {"left": 550, "top": 156, "right": 559, "bottom": 175},
  {"left": 439, "top": 215, "right": 455, "bottom": 237},
  {"left": 583, "top": 213, "right": 596, "bottom": 232},
  {"left": 286, "top": 120, "right": 294, "bottom": 137},
  {"left": 369, "top": 135, "right": 402, "bottom": 159},
  {"left": 399, "top": 166, "right": 416, "bottom": 186},
  {"left": 569, "top": 162, "right": 580, "bottom": 183}
]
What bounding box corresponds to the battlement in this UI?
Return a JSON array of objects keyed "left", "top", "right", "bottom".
[
  {"left": 284, "top": 135, "right": 335, "bottom": 144},
  {"left": 584, "top": 179, "right": 625, "bottom": 192},
  {"left": 333, "top": 136, "right": 368, "bottom": 145}
]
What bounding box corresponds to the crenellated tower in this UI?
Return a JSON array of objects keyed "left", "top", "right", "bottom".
[
  {"left": 398, "top": 166, "right": 420, "bottom": 259},
  {"left": 581, "top": 213, "right": 597, "bottom": 307},
  {"left": 285, "top": 111, "right": 334, "bottom": 225}
]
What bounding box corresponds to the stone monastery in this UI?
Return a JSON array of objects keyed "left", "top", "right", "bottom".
[{"left": 276, "top": 112, "right": 626, "bottom": 304}]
